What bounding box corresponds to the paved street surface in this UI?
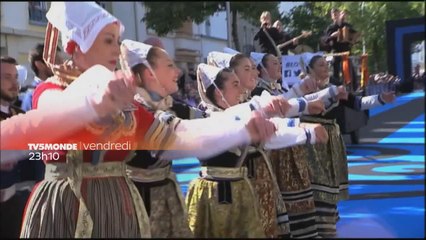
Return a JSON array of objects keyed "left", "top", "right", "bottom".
[{"left": 337, "top": 91, "right": 424, "bottom": 238}]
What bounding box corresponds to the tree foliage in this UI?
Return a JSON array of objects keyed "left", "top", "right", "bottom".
[
  {"left": 142, "top": 2, "right": 220, "bottom": 36},
  {"left": 281, "top": 3, "right": 330, "bottom": 52},
  {"left": 142, "top": 2, "right": 280, "bottom": 51},
  {"left": 282, "top": 2, "right": 425, "bottom": 72}
]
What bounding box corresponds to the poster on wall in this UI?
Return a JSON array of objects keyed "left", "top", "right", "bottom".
[
  {"left": 281, "top": 52, "right": 324, "bottom": 87},
  {"left": 281, "top": 55, "right": 303, "bottom": 87}
]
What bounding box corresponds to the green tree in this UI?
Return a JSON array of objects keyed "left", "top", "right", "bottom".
[
  {"left": 281, "top": 3, "right": 330, "bottom": 52},
  {"left": 142, "top": 2, "right": 280, "bottom": 52},
  {"left": 284, "top": 2, "right": 424, "bottom": 73}
]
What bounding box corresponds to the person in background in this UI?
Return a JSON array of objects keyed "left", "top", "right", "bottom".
[
  {"left": 412, "top": 64, "right": 425, "bottom": 90},
  {"left": 324, "top": 8, "right": 358, "bottom": 90},
  {"left": 253, "top": 11, "right": 283, "bottom": 57},
  {"left": 188, "top": 67, "right": 197, "bottom": 81},
  {"left": 0, "top": 56, "right": 43, "bottom": 238},
  {"left": 21, "top": 44, "right": 63, "bottom": 112},
  {"left": 273, "top": 20, "right": 298, "bottom": 56},
  {"left": 15, "top": 65, "right": 28, "bottom": 108}
]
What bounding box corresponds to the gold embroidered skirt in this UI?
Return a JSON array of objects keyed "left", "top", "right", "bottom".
[
  {"left": 246, "top": 151, "right": 291, "bottom": 238},
  {"left": 270, "top": 145, "right": 319, "bottom": 238},
  {"left": 301, "top": 116, "right": 348, "bottom": 237},
  {"left": 185, "top": 167, "right": 265, "bottom": 238},
  {"left": 127, "top": 164, "right": 193, "bottom": 238}
]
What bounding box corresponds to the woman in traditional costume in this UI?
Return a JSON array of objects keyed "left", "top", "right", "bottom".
[
  {"left": 300, "top": 53, "right": 395, "bottom": 237},
  {"left": 120, "top": 39, "right": 205, "bottom": 238}
]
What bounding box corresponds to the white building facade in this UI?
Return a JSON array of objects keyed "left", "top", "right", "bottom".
[
  {"left": 110, "top": 2, "right": 237, "bottom": 73},
  {"left": 1, "top": 2, "right": 48, "bottom": 85},
  {"left": 1, "top": 2, "right": 258, "bottom": 84}
]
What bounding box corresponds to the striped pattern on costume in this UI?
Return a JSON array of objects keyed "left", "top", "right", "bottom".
[
  {"left": 301, "top": 115, "right": 346, "bottom": 238},
  {"left": 270, "top": 146, "right": 320, "bottom": 239}
]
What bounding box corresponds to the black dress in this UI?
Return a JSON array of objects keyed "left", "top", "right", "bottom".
[
  {"left": 126, "top": 97, "right": 205, "bottom": 237},
  {"left": 253, "top": 27, "right": 283, "bottom": 56},
  {"left": 276, "top": 31, "right": 297, "bottom": 56}
]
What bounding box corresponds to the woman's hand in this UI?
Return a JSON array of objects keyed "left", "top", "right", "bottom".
[
  {"left": 300, "top": 76, "right": 318, "bottom": 95},
  {"left": 245, "top": 111, "right": 276, "bottom": 143},
  {"left": 380, "top": 91, "right": 396, "bottom": 103},
  {"left": 262, "top": 96, "right": 291, "bottom": 118},
  {"left": 307, "top": 99, "right": 325, "bottom": 115},
  {"left": 336, "top": 85, "right": 349, "bottom": 100},
  {"left": 89, "top": 69, "right": 137, "bottom": 119},
  {"left": 299, "top": 123, "right": 329, "bottom": 144}
]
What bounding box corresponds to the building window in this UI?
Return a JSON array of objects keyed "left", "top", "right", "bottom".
[
  {"left": 28, "top": 1, "right": 48, "bottom": 25},
  {"left": 95, "top": 1, "right": 107, "bottom": 9},
  {"left": 205, "top": 19, "right": 211, "bottom": 36}
]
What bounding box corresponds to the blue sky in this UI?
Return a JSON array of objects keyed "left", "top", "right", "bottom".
[{"left": 279, "top": 1, "right": 304, "bottom": 14}]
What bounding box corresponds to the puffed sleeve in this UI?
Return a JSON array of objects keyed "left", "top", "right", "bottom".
[
  {"left": 0, "top": 87, "right": 99, "bottom": 150},
  {"left": 139, "top": 110, "right": 251, "bottom": 160},
  {"left": 222, "top": 91, "right": 308, "bottom": 120},
  {"left": 342, "top": 93, "right": 386, "bottom": 111},
  {"left": 263, "top": 117, "right": 317, "bottom": 150}
]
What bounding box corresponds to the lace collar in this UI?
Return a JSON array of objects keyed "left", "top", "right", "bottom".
[{"left": 134, "top": 87, "right": 173, "bottom": 112}]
